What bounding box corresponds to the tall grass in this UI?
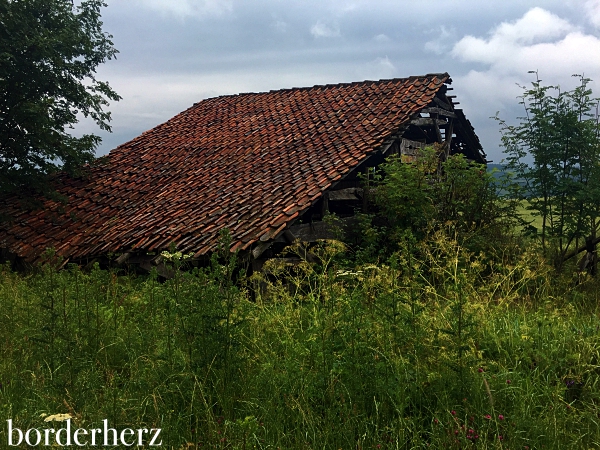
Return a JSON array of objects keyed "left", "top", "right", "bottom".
[{"left": 1, "top": 234, "right": 599, "bottom": 448}]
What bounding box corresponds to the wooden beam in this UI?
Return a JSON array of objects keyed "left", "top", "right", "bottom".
[
  {"left": 400, "top": 138, "right": 426, "bottom": 160},
  {"left": 444, "top": 118, "right": 454, "bottom": 159},
  {"left": 288, "top": 221, "right": 336, "bottom": 242},
  {"left": 283, "top": 229, "right": 297, "bottom": 243},
  {"left": 115, "top": 252, "right": 132, "bottom": 265},
  {"left": 564, "top": 236, "right": 600, "bottom": 262},
  {"left": 321, "top": 191, "right": 329, "bottom": 217},
  {"left": 410, "top": 117, "right": 447, "bottom": 127},
  {"left": 376, "top": 132, "right": 405, "bottom": 157},
  {"left": 378, "top": 138, "right": 396, "bottom": 155},
  {"left": 252, "top": 241, "right": 273, "bottom": 259},
  {"left": 433, "top": 97, "right": 453, "bottom": 110},
  {"left": 328, "top": 188, "right": 363, "bottom": 201},
  {"left": 362, "top": 168, "right": 370, "bottom": 212},
  {"left": 421, "top": 107, "right": 457, "bottom": 118},
  {"left": 433, "top": 117, "right": 443, "bottom": 143}
]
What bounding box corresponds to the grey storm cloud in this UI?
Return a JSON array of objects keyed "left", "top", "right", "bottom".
[{"left": 80, "top": 0, "right": 600, "bottom": 163}]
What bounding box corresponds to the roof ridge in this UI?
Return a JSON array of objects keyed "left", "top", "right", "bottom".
[
  {"left": 114, "top": 73, "right": 451, "bottom": 152},
  {"left": 194, "top": 72, "right": 451, "bottom": 102}
]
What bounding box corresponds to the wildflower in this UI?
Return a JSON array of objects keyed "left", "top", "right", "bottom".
[
  {"left": 498, "top": 435, "right": 504, "bottom": 441},
  {"left": 434, "top": 418, "right": 439, "bottom": 425},
  {"left": 498, "top": 414, "right": 505, "bottom": 420},
  {"left": 44, "top": 413, "right": 72, "bottom": 422},
  {"left": 484, "top": 414, "right": 491, "bottom": 420},
  {"left": 451, "top": 410, "right": 456, "bottom": 416},
  {"left": 506, "top": 379, "right": 512, "bottom": 384},
  {"left": 478, "top": 367, "right": 484, "bottom": 373},
  {"left": 454, "top": 430, "right": 459, "bottom": 435}
]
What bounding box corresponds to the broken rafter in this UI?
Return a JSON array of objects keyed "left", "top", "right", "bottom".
[
  {"left": 564, "top": 236, "right": 600, "bottom": 263},
  {"left": 433, "top": 97, "right": 453, "bottom": 110},
  {"left": 115, "top": 252, "right": 132, "bottom": 265},
  {"left": 421, "top": 107, "right": 457, "bottom": 118},
  {"left": 409, "top": 118, "right": 447, "bottom": 127},
  {"left": 444, "top": 119, "right": 454, "bottom": 159},
  {"left": 252, "top": 241, "right": 273, "bottom": 259},
  {"left": 328, "top": 187, "right": 363, "bottom": 201},
  {"left": 432, "top": 115, "right": 443, "bottom": 143}
]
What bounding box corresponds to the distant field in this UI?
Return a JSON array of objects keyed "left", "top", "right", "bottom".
[
  {"left": 514, "top": 199, "right": 544, "bottom": 231},
  {"left": 486, "top": 164, "right": 542, "bottom": 232}
]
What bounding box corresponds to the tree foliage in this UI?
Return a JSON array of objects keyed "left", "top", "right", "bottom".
[
  {"left": 354, "top": 146, "right": 508, "bottom": 262},
  {"left": 383, "top": 148, "right": 504, "bottom": 233},
  {"left": 0, "top": 0, "right": 120, "bottom": 196},
  {"left": 496, "top": 74, "right": 600, "bottom": 268}
]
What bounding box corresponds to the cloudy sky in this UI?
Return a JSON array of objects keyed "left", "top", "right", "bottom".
[{"left": 83, "top": 0, "right": 600, "bottom": 163}]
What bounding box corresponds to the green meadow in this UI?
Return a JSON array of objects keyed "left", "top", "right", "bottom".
[{"left": 1, "top": 234, "right": 600, "bottom": 449}]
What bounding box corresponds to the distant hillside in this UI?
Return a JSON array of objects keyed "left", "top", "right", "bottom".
[
  {"left": 487, "top": 163, "right": 506, "bottom": 175},
  {"left": 486, "top": 163, "right": 527, "bottom": 195}
]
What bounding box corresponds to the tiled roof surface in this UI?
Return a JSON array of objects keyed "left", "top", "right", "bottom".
[{"left": 1, "top": 73, "right": 450, "bottom": 262}]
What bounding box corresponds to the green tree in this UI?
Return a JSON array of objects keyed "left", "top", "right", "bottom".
[
  {"left": 496, "top": 73, "right": 600, "bottom": 270},
  {"left": 369, "top": 146, "right": 507, "bottom": 256},
  {"left": 380, "top": 148, "right": 502, "bottom": 232},
  {"left": 0, "top": 0, "right": 120, "bottom": 197}
]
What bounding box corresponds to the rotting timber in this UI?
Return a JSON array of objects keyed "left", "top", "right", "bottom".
[{"left": 248, "top": 83, "right": 486, "bottom": 273}]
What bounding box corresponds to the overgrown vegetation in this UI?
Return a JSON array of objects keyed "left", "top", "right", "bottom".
[
  {"left": 359, "top": 145, "right": 518, "bottom": 262},
  {"left": 1, "top": 229, "right": 600, "bottom": 448},
  {"left": 495, "top": 73, "right": 600, "bottom": 269}
]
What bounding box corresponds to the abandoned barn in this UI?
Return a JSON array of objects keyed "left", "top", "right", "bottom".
[{"left": 0, "top": 73, "right": 485, "bottom": 271}]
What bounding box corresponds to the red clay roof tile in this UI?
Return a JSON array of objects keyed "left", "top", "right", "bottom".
[{"left": 1, "top": 73, "right": 453, "bottom": 263}]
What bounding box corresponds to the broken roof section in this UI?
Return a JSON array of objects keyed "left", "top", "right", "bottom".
[{"left": 0, "top": 73, "right": 485, "bottom": 264}]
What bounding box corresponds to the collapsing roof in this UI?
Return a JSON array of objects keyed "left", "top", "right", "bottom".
[{"left": 0, "top": 73, "right": 485, "bottom": 266}]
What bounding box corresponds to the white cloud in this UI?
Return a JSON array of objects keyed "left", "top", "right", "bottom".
[
  {"left": 373, "top": 33, "right": 391, "bottom": 43},
  {"left": 586, "top": 0, "right": 600, "bottom": 28},
  {"left": 491, "top": 7, "right": 573, "bottom": 44},
  {"left": 451, "top": 7, "right": 600, "bottom": 105},
  {"left": 452, "top": 7, "right": 575, "bottom": 66},
  {"left": 424, "top": 26, "right": 454, "bottom": 55},
  {"left": 310, "top": 20, "right": 341, "bottom": 38},
  {"left": 355, "top": 56, "right": 396, "bottom": 80},
  {"left": 272, "top": 19, "right": 288, "bottom": 33},
  {"left": 126, "top": 0, "right": 233, "bottom": 18}
]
